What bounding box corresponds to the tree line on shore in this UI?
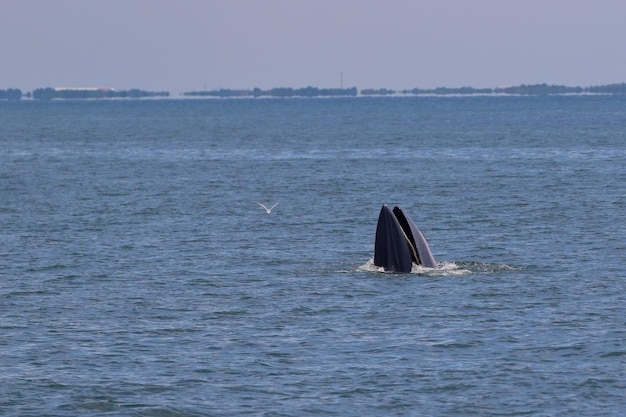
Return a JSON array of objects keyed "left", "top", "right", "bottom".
[
  {"left": 184, "top": 83, "right": 626, "bottom": 97},
  {"left": 0, "top": 88, "right": 169, "bottom": 100},
  {"left": 184, "top": 86, "right": 358, "bottom": 98},
  {"left": 365, "top": 83, "right": 626, "bottom": 96},
  {"left": 32, "top": 88, "right": 169, "bottom": 100},
  {"left": 0, "top": 88, "right": 22, "bottom": 100},
  {"left": 4, "top": 83, "right": 626, "bottom": 100}
]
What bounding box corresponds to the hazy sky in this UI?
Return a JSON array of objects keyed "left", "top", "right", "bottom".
[{"left": 3, "top": 0, "right": 626, "bottom": 93}]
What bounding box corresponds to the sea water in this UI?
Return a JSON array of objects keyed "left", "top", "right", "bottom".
[{"left": 1, "top": 96, "right": 625, "bottom": 416}]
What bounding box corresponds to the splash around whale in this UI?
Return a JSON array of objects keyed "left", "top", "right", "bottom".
[{"left": 373, "top": 205, "right": 438, "bottom": 273}]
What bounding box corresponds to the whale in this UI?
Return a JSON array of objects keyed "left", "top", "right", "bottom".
[{"left": 374, "top": 205, "right": 438, "bottom": 272}]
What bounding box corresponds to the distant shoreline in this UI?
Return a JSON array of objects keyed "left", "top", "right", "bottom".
[{"left": 3, "top": 83, "right": 626, "bottom": 100}]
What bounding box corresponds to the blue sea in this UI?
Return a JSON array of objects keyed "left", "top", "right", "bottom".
[{"left": 1, "top": 96, "right": 625, "bottom": 416}]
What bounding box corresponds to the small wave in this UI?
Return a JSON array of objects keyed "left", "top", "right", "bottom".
[
  {"left": 357, "top": 259, "right": 516, "bottom": 276},
  {"left": 455, "top": 261, "right": 521, "bottom": 274}
]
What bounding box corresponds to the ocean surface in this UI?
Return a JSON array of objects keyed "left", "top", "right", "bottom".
[{"left": 1, "top": 96, "right": 625, "bottom": 416}]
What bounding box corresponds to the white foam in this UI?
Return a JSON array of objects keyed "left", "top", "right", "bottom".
[
  {"left": 422, "top": 261, "right": 472, "bottom": 276},
  {"left": 357, "top": 258, "right": 386, "bottom": 273},
  {"left": 357, "top": 258, "right": 472, "bottom": 276}
]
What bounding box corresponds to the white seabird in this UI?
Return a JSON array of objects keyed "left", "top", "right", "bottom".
[{"left": 255, "top": 202, "right": 279, "bottom": 214}]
